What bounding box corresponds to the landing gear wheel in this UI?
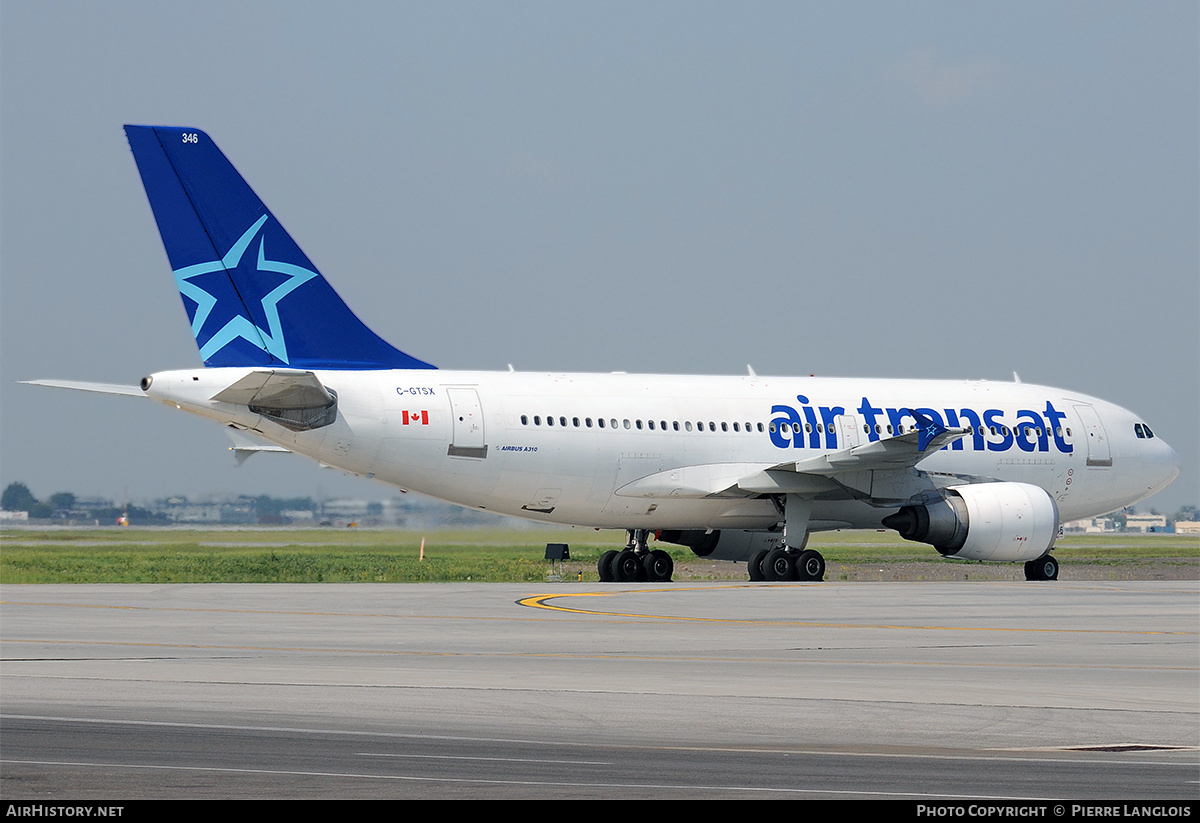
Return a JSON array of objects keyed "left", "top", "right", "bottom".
[
  {"left": 611, "top": 549, "right": 645, "bottom": 582},
  {"left": 748, "top": 549, "right": 768, "bottom": 581},
  {"left": 763, "top": 548, "right": 795, "bottom": 581},
  {"left": 796, "top": 549, "right": 825, "bottom": 582},
  {"left": 1025, "top": 555, "right": 1059, "bottom": 581},
  {"left": 643, "top": 549, "right": 674, "bottom": 582},
  {"left": 598, "top": 550, "right": 618, "bottom": 582}
]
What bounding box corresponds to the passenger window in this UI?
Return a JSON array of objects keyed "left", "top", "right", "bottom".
[{"left": 521, "top": 415, "right": 528, "bottom": 425}]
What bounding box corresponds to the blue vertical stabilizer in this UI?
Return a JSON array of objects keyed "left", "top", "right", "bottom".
[{"left": 124, "top": 125, "right": 435, "bottom": 370}]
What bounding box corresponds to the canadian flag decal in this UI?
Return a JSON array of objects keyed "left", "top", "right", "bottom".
[{"left": 402, "top": 410, "right": 429, "bottom": 425}]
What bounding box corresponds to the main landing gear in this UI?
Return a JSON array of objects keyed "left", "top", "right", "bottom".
[
  {"left": 598, "top": 529, "right": 674, "bottom": 583},
  {"left": 746, "top": 494, "right": 826, "bottom": 582},
  {"left": 747, "top": 546, "right": 826, "bottom": 582},
  {"left": 1024, "top": 554, "right": 1059, "bottom": 581}
]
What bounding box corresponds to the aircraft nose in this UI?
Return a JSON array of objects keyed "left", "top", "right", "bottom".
[{"left": 1153, "top": 438, "right": 1182, "bottom": 493}]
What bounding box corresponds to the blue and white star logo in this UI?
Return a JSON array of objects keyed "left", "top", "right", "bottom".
[{"left": 172, "top": 215, "right": 317, "bottom": 364}]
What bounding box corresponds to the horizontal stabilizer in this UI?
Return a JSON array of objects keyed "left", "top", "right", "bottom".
[
  {"left": 211, "top": 369, "right": 333, "bottom": 408},
  {"left": 211, "top": 370, "right": 337, "bottom": 432},
  {"left": 21, "top": 379, "right": 145, "bottom": 397},
  {"left": 227, "top": 428, "right": 291, "bottom": 466}
]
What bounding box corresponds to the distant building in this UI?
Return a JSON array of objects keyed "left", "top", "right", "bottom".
[
  {"left": 1173, "top": 520, "right": 1200, "bottom": 536},
  {"left": 1124, "top": 514, "right": 1168, "bottom": 533},
  {"left": 1063, "top": 517, "right": 1116, "bottom": 534},
  {"left": 158, "top": 495, "right": 256, "bottom": 524}
]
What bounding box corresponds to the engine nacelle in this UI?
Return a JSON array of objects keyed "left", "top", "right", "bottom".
[
  {"left": 882, "top": 482, "right": 1058, "bottom": 562},
  {"left": 656, "top": 529, "right": 782, "bottom": 562}
]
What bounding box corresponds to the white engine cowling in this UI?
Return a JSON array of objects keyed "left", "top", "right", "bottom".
[{"left": 883, "top": 482, "right": 1059, "bottom": 562}]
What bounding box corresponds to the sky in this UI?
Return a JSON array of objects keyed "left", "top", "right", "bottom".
[{"left": 1, "top": 1, "right": 1196, "bottom": 515}]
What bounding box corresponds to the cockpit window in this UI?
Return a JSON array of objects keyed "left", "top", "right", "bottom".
[
  {"left": 1143, "top": 424, "right": 1154, "bottom": 438},
  {"left": 1134, "top": 423, "right": 1145, "bottom": 438}
]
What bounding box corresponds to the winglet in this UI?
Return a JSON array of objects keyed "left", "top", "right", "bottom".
[
  {"left": 124, "top": 125, "right": 435, "bottom": 371},
  {"left": 908, "top": 408, "right": 948, "bottom": 452}
]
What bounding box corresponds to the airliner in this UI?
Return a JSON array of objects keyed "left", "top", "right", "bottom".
[{"left": 27, "top": 126, "right": 1181, "bottom": 583}]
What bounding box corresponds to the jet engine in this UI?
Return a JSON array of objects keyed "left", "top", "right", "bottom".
[{"left": 882, "top": 482, "right": 1058, "bottom": 562}]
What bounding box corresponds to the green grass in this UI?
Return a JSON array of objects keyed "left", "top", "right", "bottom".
[
  {"left": 0, "top": 527, "right": 616, "bottom": 583},
  {"left": 0, "top": 526, "right": 1195, "bottom": 584}
]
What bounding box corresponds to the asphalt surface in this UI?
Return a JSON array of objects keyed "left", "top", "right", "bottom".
[{"left": 2, "top": 581, "right": 1197, "bottom": 799}]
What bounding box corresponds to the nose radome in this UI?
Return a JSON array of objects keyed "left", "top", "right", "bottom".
[{"left": 1154, "top": 438, "right": 1182, "bottom": 493}]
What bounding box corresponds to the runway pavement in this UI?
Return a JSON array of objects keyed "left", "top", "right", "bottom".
[{"left": 1, "top": 581, "right": 1197, "bottom": 799}]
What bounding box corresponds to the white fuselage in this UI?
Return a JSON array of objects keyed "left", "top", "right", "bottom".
[{"left": 144, "top": 368, "right": 1181, "bottom": 534}]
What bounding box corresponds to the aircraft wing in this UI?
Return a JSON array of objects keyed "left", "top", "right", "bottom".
[
  {"left": 20, "top": 379, "right": 146, "bottom": 397},
  {"left": 615, "top": 410, "right": 974, "bottom": 501},
  {"left": 778, "top": 415, "right": 972, "bottom": 477},
  {"left": 736, "top": 409, "right": 973, "bottom": 501}
]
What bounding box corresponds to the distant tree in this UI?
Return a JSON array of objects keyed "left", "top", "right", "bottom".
[
  {"left": 49, "top": 492, "right": 76, "bottom": 513},
  {"left": 2, "top": 482, "right": 38, "bottom": 512}
]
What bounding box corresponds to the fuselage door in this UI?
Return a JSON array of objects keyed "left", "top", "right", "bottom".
[
  {"left": 1074, "top": 404, "right": 1112, "bottom": 468},
  {"left": 447, "top": 387, "right": 487, "bottom": 458},
  {"left": 836, "top": 413, "right": 861, "bottom": 450}
]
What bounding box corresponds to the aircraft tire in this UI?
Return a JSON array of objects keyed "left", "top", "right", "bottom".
[
  {"left": 796, "top": 549, "right": 825, "bottom": 582},
  {"left": 598, "top": 550, "right": 618, "bottom": 582},
  {"left": 1025, "top": 555, "right": 1059, "bottom": 581},
  {"left": 747, "top": 549, "right": 768, "bottom": 581},
  {"left": 612, "top": 549, "right": 644, "bottom": 582},
  {"left": 763, "top": 548, "right": 794, "bottom": 581},
  {"left": 643, "top": 549, "right": 674, "bottom": 582}
]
